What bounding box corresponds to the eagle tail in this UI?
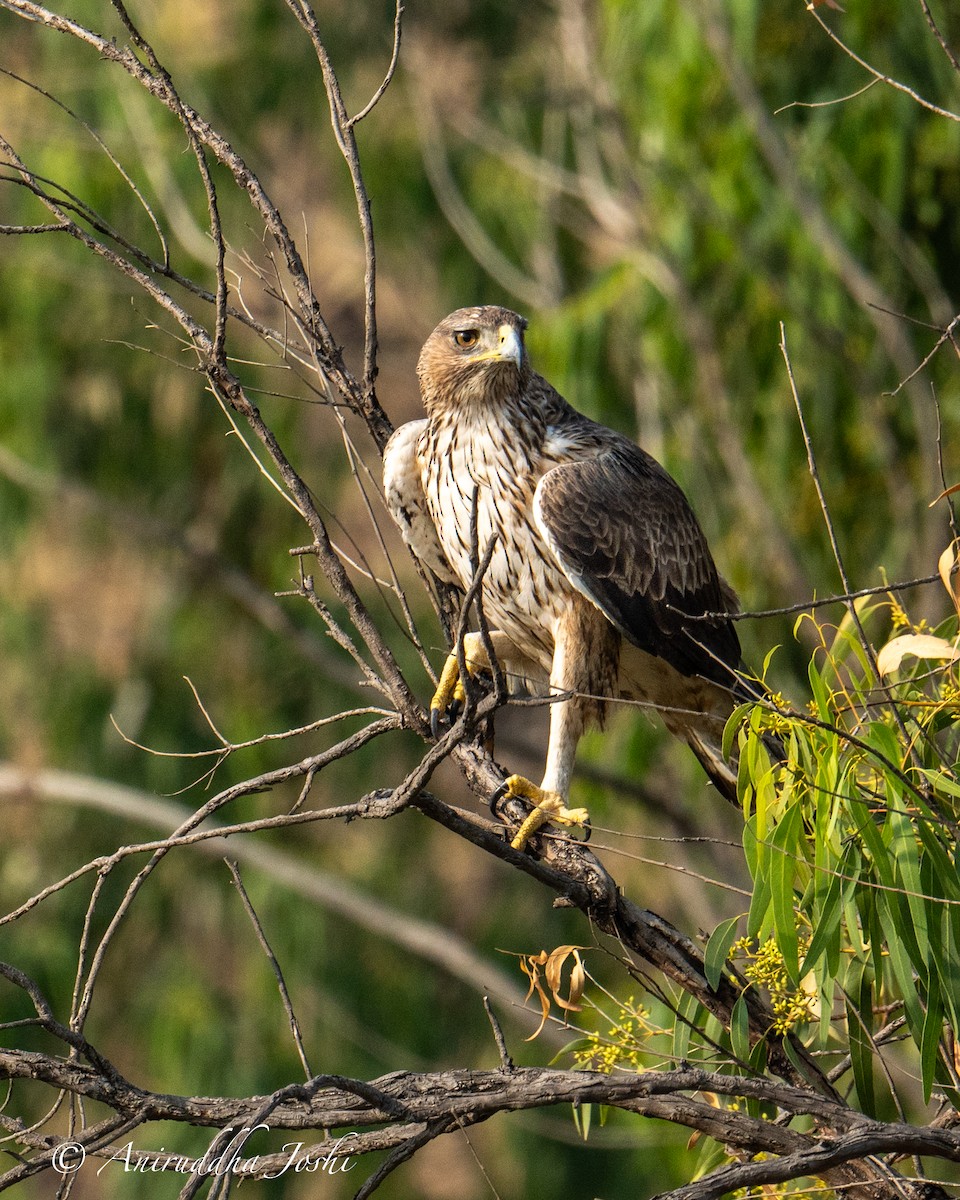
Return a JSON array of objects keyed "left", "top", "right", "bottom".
[{"left": 684, "top": 726, "right": 740, "bottom": 804}]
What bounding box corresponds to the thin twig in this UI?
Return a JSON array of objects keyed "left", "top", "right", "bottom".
[
  {"left": 933, "top": 382, "right": 960, "bottom": 545},
  {"left": 62, "top": 716, "right": 400, "bottom": 1020},
  {"left": 885, "top": 312, "right": 960, "bottom": 398},
  {"left": 779, "top": 324, "right": 917, "bottom": 755},
  {"left": 0, "top": 65, "right": 169, "bottom": 260},
  {"left": 283, "top": 0, "right": 388, "bottom": 427},
  {"left": 347, "top": 0, "right": 404, "bottom": 127},
  {"left": 482, "top": 997, "right": 514, "bottom": 1071},
  {"left": 679, "top": 573, "right": 942, "bottom": 623},
  {"left": 806, "top": 4, "right": 960, "bottom": 123},
  {"left": 916, "top": 0, "right": 960, "bottom": 75},
  {"left": 226, "top": 861, "right": 313, "bottom": 1080},
  {"left": 353, "top": 1119, "right": 454, "bottom": 1200}
]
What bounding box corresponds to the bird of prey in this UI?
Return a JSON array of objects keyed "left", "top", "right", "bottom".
[{"left": 383, "top": 305, "right": 761, "bottom": 847}]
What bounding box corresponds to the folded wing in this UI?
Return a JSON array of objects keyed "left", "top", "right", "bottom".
[{"left": 533, "top": 442, "right": 742, "bottom": 687}]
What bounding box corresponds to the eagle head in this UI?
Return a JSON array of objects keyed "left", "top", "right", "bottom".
[{"left": 417, "top": 306, "right": 530, "bottom": 415}]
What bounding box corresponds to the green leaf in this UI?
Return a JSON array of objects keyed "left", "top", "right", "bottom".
[
  {"left": 572, "top": 1101, "right": 592, "bottom": 1140},
  {"left": 917, "top": 818, "right": 960, "bottom": 901},
  {"left": 921, "top": 768, "right": 960, "bottom": 801},
  {"left": 876, "top": 892, "right": 926, "bottom": 1037},
  {"left": 933, "top": 896, "right": 960, "bottom": 1040},
  {"left": 920, "top": 985, "right": 945, "bottom": 1104},
  {"left": 781, "top": 1034, "right": 813, "bottom": 1081},
  {"left": 860, "top": 720, "right": 903, "bottom": 780},
  {"left": 808, "top": 657, "right": 833, "bottom": 720},
  {"left": 705, "top": 915, "right": 742, "bottom": 992},
  {"left": 802, "top": 862, "right": 843, "bottom": 975},
  {"left": 673, "top": 987, "right": 700, "bottom": 1064},
  {"left": 849, "top": 794, "right": 891, "bottom": 885},
  {"left": 887, "top": 803, "right": 928, "bottom": 965},
  {"left": 747, "top": 1032, "right": 769, "bottom": 1075},
  {"left": 845, "top": 961, "right": 877, "bottom": 1118},
  {"left": 689, "top": 1129, "right": 729, "bottom": 1183},
  {"left": 730, "top": 992, "right": 751, "bottom": 1066},
  {"left": 770, "top": 802, "right": 802, "bottom": 982},
  {"left": 722, "top": 701, "right": 752, "bottom": 761},
  {"left": 744, "top": 816, "right": 773, "bottom": 940}
]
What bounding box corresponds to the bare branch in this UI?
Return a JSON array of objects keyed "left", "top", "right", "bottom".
[
  {"left": 281, "top": 0, "right": 388, "bottom": 424},
  {"left": 348, "top": 0, "right": 404, "bottom": 128},
  {"left": 916, "top": 0, "right": 960, "bottom": 74},
  {"left": 226, "top": 861, "right": 313, "bottom": 1079},
  {"left": 805, "top": 3, "right": 960, "bottom": 122}
]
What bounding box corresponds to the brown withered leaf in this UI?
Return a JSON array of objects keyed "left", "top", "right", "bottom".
[
  {"left": 543, "top": 945, "right": 586, "bottom": 1013},
  {"left": 939, "top": 541, "right": 960, "bottom": 616},
  {"left": 519, "top": 951, "right": 553, "bottom": 1041},
  {"left": 518, "top": 946, "right": 588, "bottom": 1040}
]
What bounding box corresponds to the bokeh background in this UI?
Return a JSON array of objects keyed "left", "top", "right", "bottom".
[{"left": 1, "top": 0, "right": 958, "bottom": 1195}]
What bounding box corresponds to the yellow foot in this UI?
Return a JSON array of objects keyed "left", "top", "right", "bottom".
[
  {"left": 430, "top": 634, "right": 491, "bottom": 738},
  {"left": 430, "top": 652, "right": 466, "bottom": 738},
  {"left": 497, "top": 775, "right": 590, "bottom": 851}
]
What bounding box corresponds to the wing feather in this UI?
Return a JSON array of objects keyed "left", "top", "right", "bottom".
[
  {"left": 534, "top": 442, "right": 741, "bottom": 684},
  {"left": 383, "top": 421, "right": 460, "bottom": 586}
]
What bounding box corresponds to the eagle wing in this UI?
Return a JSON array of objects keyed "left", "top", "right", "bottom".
[
  {"left": 533, "top": 441, "right": 741, "bottom": 686},
  {"left": 383, "top": 420, "right": 460, "bottom": 586}
]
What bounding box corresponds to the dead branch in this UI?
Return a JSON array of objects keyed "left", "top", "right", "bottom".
[{"left": 0, "top": 1047, "right": 950, "bottom": 1196}]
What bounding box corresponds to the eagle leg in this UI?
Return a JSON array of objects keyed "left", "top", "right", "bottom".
[{"left": 496, "top": 606, "right": 608, "bottom": 850}]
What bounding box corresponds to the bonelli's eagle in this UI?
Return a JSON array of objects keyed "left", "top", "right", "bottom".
[{"left": 384, "top": 306, "right": 762, "bottom": 847}]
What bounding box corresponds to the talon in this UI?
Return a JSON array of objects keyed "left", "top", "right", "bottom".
[
  {"left": 496, "top": 774, "right": 590, "bottom": 852},
  {"left": 430, "top": 653, "right": 463, "bottom": 739},
  {"left": 429, "top": 642, "right": 487, "bottom": 739}
]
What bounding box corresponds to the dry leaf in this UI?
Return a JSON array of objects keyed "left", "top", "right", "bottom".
[
  {"left": 939, "top": 542, "right": 960, "bottom": 616},
  {"left": 519, "top": 951, "right": 552, "bottom": 1040},
  {"left": 544, "top": 945, "right": 585, "bottom": 1013},
  {"left": 929, "top": 482, "right": 960, "bottom": 507},
  {"left": 519, "top": 946, "right": 587, "bottom": 1039},
  {"left": 876, "top": 633, "right": 960, "bottom": 677}
]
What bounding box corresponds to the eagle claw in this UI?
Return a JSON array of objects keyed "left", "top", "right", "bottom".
[
  {"left": 429, "top": 650, "right": 474, "bottom": 740},
  {"left": 430, "top": 697, "right": 463, "bottom": 741},
  {"left": 492, "top": 775, "right": 591, "bottom": 852}
]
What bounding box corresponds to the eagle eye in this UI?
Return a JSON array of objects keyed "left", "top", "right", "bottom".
[{"left": 453, "top": 329, "right": 479, "bottom": 350}]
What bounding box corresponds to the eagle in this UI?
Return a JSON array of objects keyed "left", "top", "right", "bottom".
[{"left": 383, "top": 305, "right": 761, "bottom": 848}]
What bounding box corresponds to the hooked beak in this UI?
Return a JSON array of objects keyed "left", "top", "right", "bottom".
[
  {"left": 473, "top": 324, "right": 524, "bottom": 368},
  {"left": 494, "top": 324, "right": 523, "bottom": 368}
]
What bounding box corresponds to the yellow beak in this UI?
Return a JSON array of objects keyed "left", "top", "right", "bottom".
[
  {"left": 495, "top": 324, "right": 524, "bottom": 367},
  {"left": 473, "top": 324, "right": 523, "bottom": 368}
]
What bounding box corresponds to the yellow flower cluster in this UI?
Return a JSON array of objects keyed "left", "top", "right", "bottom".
[
  {"left": 889, "top": 599, "right": 911, "bottom": 631},
  {"left": 755, "top": 691, "right": 793, "bottom": 737},
  {"left": 732, "top": 936, "right": 814, "bottom": 1035},
  {"left": 571, "top": 996, "right": 652, "bottom": 1074}
]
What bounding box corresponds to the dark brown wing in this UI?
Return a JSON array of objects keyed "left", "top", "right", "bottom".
[{"left": 534, "top": 442, "right": 741, "bottom": 686}]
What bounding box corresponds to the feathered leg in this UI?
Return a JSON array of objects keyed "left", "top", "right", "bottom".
[{"left": 504, "top": 605, "right": 618, "bottom": 850}]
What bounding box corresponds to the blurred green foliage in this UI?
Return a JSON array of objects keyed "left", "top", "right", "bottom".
[{"left": 0, "top": 0, "right": 958, "bottom": 1195}]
